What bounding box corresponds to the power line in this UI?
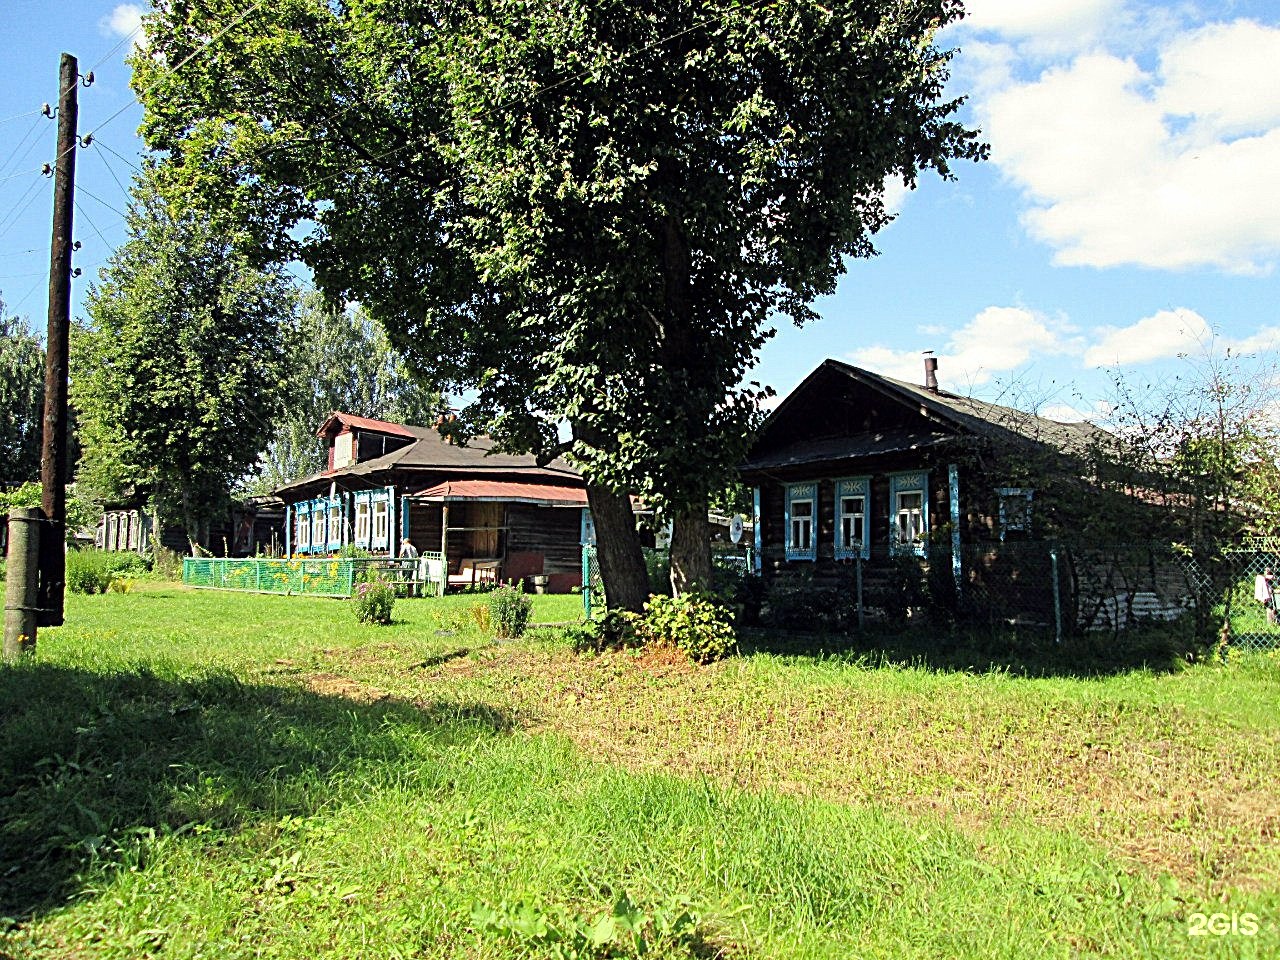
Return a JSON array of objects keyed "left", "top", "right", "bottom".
[
  {"left": 0, "top": 115, "right": 47, "bottom": 177},
  {"left": 90, "top": 0, "right": 267, "bottom": 138},
  {"left": 0, "top": 177, "right": 49, "bottom": 242},
  {"left": 87, "top": 140, "right": 136, "bottom": 206},
  {"left": 74, "top": 183, "right": 128, "bottom": 220},
  {"left": 74, "top": 197, "right": 114, "bottom": 250}
]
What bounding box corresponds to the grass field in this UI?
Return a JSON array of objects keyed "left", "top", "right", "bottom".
[{"left": 1, "top": 585, "right": 1277, "bottom": 958}]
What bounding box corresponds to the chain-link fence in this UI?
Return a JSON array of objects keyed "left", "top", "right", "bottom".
[
  {"left": 183, "top": 554, "right": 445, "bottom": 598},
  {"left": 581, "top": 540, "right": 1280, "bottom": 649}
]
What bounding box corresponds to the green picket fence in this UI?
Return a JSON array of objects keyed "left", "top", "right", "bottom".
[{"left": 182, "top": 555, "right": 445, "bottom": 598}]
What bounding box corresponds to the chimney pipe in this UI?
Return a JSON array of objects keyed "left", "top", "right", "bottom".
[{"left": 923, "top": 352, "right": 939, "bottom": 392}]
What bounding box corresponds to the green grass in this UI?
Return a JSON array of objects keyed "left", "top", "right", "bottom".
[{"left": 2, "top": 586, "right": 1278, "bottom": 958}]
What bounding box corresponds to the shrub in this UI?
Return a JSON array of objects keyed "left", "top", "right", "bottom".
[
  {"left": 762, "top": 572, "right": 856, "bottom": 632},
  {"left": 150, "top": 543, "right": 184, "bottom": 580},
  {"left": 643, "top": 592, "right": 737, "bottom": 663},
  {"left": 65, "top": 549, "right": 150, "bottom": 594},
  {"left": 571, "top": 609, "right": 644, "bottom": 653},
  {"left": 488, "top": 583, "right": 532, "bottom": 639},
  {"left": 353, "top": 577, "right": 395, "bottom": 625}
]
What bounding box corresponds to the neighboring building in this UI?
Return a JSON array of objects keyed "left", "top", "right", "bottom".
[
  {"left": 96, "top": 495, "right": 285, "bottom": 557},
  {"left": 276, "top": 412, "right": 590, "bottom": 592},
  {"left": 739, "top": 357, "right": 1190, "bottom": 629}
]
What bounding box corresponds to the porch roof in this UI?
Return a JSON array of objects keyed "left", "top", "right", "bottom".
[{"left": 409, "top": 480, "right": 589, "bottom": 507}]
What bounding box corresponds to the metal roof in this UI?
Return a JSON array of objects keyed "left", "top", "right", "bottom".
[{"left": 410, "top": 480, "right": 589, "bottom": 506}]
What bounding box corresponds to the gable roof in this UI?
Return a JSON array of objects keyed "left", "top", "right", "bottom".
[
  {"left": 742, "top": 359, "right": 1110, "bottom": 473},
  {"left": 316, "top": 412, "right": 415, "bottom": 438},
  {"left": 275, "top": 419, "right": 581, "bottom": 497}
]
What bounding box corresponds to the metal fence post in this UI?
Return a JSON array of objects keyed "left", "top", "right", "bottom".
[
  {"left": 855, "top": 556, "right": 864, "bottom": 630},
  {"left": 582, "top": 545, "right": 592, "bottom": 620},
  {"left": 1050, "top": 546, "right": 1062, "bottom": 643}
]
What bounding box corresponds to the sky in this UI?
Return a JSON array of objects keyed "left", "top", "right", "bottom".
[{"left": 1, "top": 1, "right": 1278, "bottom": 423}]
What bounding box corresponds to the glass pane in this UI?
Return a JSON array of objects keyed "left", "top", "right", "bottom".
[{"left": 792, "top": 499, "right": 813, "bottom": 518}]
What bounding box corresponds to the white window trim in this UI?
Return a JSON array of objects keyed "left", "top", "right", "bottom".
[
  {"left": 297, "top": 506, "right": 311, "bottom": 552},
  {"left": 997, "top": 487, "right": 1034, "bottom": 541},
  {"left": 355, "top": 499, "right": 371, "bottom": 547},
  {"left": 372, "top": 498, "right": 390, "bottom": 549},
  {"left": 785, "top": 482, "right": 817, "bottom": 561},
  {"left": 835, "top": 477, "right": 870, "bottom": 560},
  {"left": 312, "top": 503, "right": 326, "bottom": 553},
  {"left": 890, "top": 472, "right": 929, "bottom": 556}
]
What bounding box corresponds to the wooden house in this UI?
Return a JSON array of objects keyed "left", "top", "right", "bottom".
[
  {"left": 276, "top": 412, "right": 590, "bottom": 592},
  {"left": 96, "top": 495, "right": 284, "bottom": 557},
  {"left": 739, "top": 358, "right": 1189, "bottom": 630}
]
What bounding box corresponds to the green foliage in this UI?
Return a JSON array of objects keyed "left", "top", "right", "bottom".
[
  {"left": 65, "top": 550, "right": 151, "bottom": 595},
  {"left": 642, "top": 592, "right": 737, "bottom": 663},
  {"left": 247, "top": 292, "right": 444, "bottom": 493},
  {"left": 487, "top": 584, "right": 533, "bottom": 639},
  {"left": 761, "top": 571, "right": 857, "bottom": 633},
  {"left": 643, "top": 547, "right": 671, "bottom": 597},
  {"left": 0, "top": 299, "right": 44, "bottom": 485},
  {"left": 133, "top": 0, "right": 984, "bottom": 609},
  {"left": 72, "top": 166, "right": 293, "bottom": 549},
  {"left": 352, "top": 578, "right": 395, "bottom": 625},
  {"left": 470, "top": 891, "right": 699, "bottom": 959},
  {"left": 570, "top": 609, "right": 645, "bottom": 654}
]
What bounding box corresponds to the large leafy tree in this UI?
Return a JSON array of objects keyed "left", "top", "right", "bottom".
[
  {"left": 0, "top": 295, "right": 45, "bottom": 486},
  {"left": 136, "top": 0, "right": 984, "bottom": 606},
  {"left": 72, "top": 168, "right": 294, "bottom": 551},
  {"left": 250, "top": 290, "right": 445, "bottom": 492}
]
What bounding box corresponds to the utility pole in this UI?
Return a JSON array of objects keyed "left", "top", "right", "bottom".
[{"left": 37, "top": 52, "right": 81, "bottom": 630}]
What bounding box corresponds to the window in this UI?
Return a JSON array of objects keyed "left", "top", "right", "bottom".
[
  {"left": 835, "top": 477, "right": 870, "bottom": 560},
  {"left": 785, "top": 483, "right": 817, "bottom": 560},
  {"left": 890, "top": 472, "right": 929, "bottom": 555},
  {"left": 354, "top": 498, "right": 371, "bottom": 547},
  {"left": 333, "top": 431, "right": 354, "bottom": 468},
  {"left": 312, "top": 501, "right": 326, "bottom": 552},
  {"left": 372, "top": 498, "right": 390, "bottom": 549},
  {"left": 296, "top": 505, "right": 311, "bottom": 552},
  {"left": 997, "top": 487, "right": 1033, "bottom": 540},
  {"left": 328, "top": 500, "right": 343, "bottom": 549}
]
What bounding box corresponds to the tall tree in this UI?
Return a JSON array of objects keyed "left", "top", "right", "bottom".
[
  {"left": 72, "top": 167, "right": 294, "bottom": 551},
  {"left": 135, "top": 0, "right": 984, "bottom": 605},
  {"left": 250, "top": 290, "right": 445, "bottom": 492},
  {"left": 0, "top": 295, "right": 45, "bottom": 486}
]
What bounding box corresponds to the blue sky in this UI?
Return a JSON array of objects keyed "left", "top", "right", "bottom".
[{"left": 2, "top": 1, "right": 1278, "bottom": 422}]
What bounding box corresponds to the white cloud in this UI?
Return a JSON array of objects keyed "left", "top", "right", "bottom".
[
  {"left": 1083, "top": 308, "right": 1211, "bottom": 366},
  {"left": 100, "top": 4, "right": 147, "bottom": 49},
  {"left": 962, "top": 0, "right": 1119, "bottom": 44},
  {"left": 978, "top": 19, "right": 1280, "bottom": 273},
  {"left": 881, "top": 175, "right": 911, "bottom": 218},
  {"left": 847, "top": 306, "right": 1076, "bottom": 389}
]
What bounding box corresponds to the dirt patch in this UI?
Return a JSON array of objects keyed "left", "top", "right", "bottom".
[{"left": 306, "top": 671, "right": 388, "bottom": 703}]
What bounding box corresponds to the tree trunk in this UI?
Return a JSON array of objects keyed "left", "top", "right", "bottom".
[
  {"left": 669, "top": 501, "right": 712, "bottom": 595},
  {"left": 585, "top": 483, "right": 649, "bottom": 612}
]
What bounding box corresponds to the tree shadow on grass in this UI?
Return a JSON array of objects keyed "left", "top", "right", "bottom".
[
  {"left": 736, "top": 624, "right": 1201, "bottom": 678},
  {"left": 0, "top": 662, "right": 512, "bottom": 921}
]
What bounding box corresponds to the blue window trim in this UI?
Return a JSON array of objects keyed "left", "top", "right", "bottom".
[
  {"left": 834, "top": 477, "right": 871, "bottom": 560},
  {"left": 784, "top": 482, "right": 817, "bottom": 561},
  {"left": 312, "top": 497, "right": 328, "bottom": 554},
  {"left": 326, "top": 494, "right": 344, "bottom": 551},
  {"left": 369, "top": 491, "right": 391, "bottom": 550},
  {"left": 295, "top": 502, "right": 311, "bottom": 554},
  {"left": 889, "top": 471, "right": 929, "bottom": 556}
]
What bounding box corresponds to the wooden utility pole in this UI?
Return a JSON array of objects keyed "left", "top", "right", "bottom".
[{"left": 37, "top": 52, "right": 80, "bottom": 629}]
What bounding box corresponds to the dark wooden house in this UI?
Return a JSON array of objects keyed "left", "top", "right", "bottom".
[
  {"left": 276, "top": 413, "right": 590, "bottom": 592},
  {"left": 96, "top": 495, "right": 284, "bottom": 557},
  {"left": 738, "top": 358, "right": 1188, "bottom": 630}
]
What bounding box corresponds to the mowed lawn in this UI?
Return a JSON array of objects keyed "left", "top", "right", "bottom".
[{"left": 1, "top": 586, "right": 1278, "bottom": 959}]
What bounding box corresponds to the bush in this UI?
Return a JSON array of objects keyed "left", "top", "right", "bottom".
[
  {"left": 570, "top": 609, "right": 644, "bottom": 653},
  {"left": 762, "top": 572, "right": 856, "bottom": 632},
  {"left": 65, "top": 549, "right": 150, "bottom": 594},
  {"left": 643, "top": 592, "right": 737, "bottom": 663},
  {"left": 352, "top": 578, "right": 395, "bottom": 625},
  {"left": 488, "top": 583, "right": 533, "bottom": 639},
  {"left": 150, "top": 543, "right": 184, "bottom": 580}
]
